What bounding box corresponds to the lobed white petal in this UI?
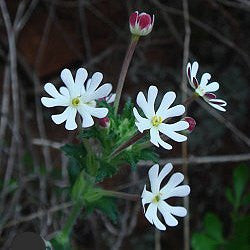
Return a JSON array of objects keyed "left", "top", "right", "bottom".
[
  {"left": 86, "top": 83, "right": 112, "bottom": 101},
  {"left": 61, "top": 69, "right": 75, "bottom": 93},
  {"left": 148, "top": 164, "right": 160, "bottom": 194},
  {"left": 160, "top": 172, "right": 184, "bottom": 199},
  {"left": 199, "top": 72, "right": 211, "bottom": 88},
  {"left": 154, "top": 163, "right": 173, "bottom": 192},
  {"left": 87, "top": 72, "right": 103, "bottom": 93},
  {"left": 204, "top": 81, "right": 219, "bottom": 92},
  {"left": 145, "top": 203, "right": 166, "bottom": 230},
  {"left": 78, "top": 106, "right": 95, "bottom": 128},
  {"left": 141, "top": 185, "right": 154, "bottom": 212},
  {"left": 159, "top": 105, "right": 185, "bottom": 121},
  {"left": 136, "top": 91, "right": 152, "bottom": 119},
  {"left": 75, "top": 68, "right": 88, "bottom": 91},
  {"left": 156, "top": 91, "right": 176, "bottom": 118},
  {"left": 158, "top": 201, "right": 178, "bottom": 227},
  {"left": 191, "top": 61, "right": 199, "bottom": 80},
  {"left": 147, "top": 86, "right": 158, "bottom": 117},
  {"left": 162, "top": 185, "right": 190, "bottom": 200}
]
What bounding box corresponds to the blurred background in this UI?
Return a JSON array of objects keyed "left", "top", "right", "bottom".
[{"left": 0, "top": 0, "right": 249, "bottom": 249}]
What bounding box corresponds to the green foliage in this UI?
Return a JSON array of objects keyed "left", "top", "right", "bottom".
[
  {"left": 55, "top": 100, "right": 157, "bottom": 249},
  {"left": 191, "top": 165, "right": 250, "bottom": 250},
  {"left": 85, "top": 197, "right": 118, "bottom": 223}
]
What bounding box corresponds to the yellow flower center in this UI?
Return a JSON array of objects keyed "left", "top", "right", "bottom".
[
  {"left": 152, "top": 194, "right": 161, "bottom": 203},
  {"left": 151, "top": 115, "right": 163, "bottom": 127},
  {"left": 72, "top": 97, "right": 80, "bottom": 107}
]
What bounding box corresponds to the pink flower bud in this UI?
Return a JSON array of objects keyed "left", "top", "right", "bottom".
[
  {"left": 129, "top": 11, "right": 154, "bottom": 36},
  {"left": 183, "top": 117, "right": 196, "bottom": 134},
  {"left": 98, "top": 117, "right": 110, "bottom": 128}
]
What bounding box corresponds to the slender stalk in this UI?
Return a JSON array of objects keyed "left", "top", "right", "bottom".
[
  {"left": 103, "top": 190, "right": 139, "bottom": 201},
  {"left": 110, "top": 132, "right": 145, "bottom": 158},
  {"left": 60, "top": 201, "right": 82, "bottom": 238},
  {"left": 114, "top": 35, "right": 139, "bottom": 114}
]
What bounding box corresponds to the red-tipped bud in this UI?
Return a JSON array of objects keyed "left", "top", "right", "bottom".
[
  {"left": 98, "top": 117, "right": 110, "bottom": 128},
  {"left": 183, "top": 117, "right": 196, "bottom": 134},
  {"left": 129, "top": 11, "right": 154, "bottom": 36}
]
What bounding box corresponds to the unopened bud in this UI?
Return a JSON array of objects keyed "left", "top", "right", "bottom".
[
  {"left": 129, "top": 11, "right": 154, "bottom": 37},
  {"left": 183, "top": 117, "right": 196, "bottom": 134},
  {"left": 98, "top": 117, "right": 110, "bottom": 128}
]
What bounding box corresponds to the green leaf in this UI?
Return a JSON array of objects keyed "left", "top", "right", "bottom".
[
  {"left": 226, "top": 216, "right": 250, "bottom": 250},
  {"left": 233, "top": 165, "right": 249, "bottom": 209},
  {"left": 86, "top": 197, "right": 118, "bottom": 223},
  {"left": 71, "top": 172, "right": 86, "bottom": 202},
  {"left": 61, "top": 143, "right": 86, "bottom": 168},
  {"left": 191, "top": 233, "right": 219, "bottom": 250},
  {"left": 204, "top": 213, "right": 224, "bottom": 243},
  {"left": 225, "top": 187, "right": 234, "bottom": 205}
]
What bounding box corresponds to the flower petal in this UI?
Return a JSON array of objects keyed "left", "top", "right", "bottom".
[
  {"left": 41, "top": 97, "right": 69, "bottom": 107},
  {"left": 106, "top": 93, "right": 116, "bottom": 103},
  {"left": 141, "top": 185, "right": 154, "bottom": 212},
  {"left": 84, "top": 105, "right": 108, "bottom": 118},
  {"left": 204, "top": 82, "right": 219, "bottom": 93},
  {"left": 51, "top": 107, "right": 71, "bottom": 125},
  {"left": 166, "top": 185, "right": 191, "bottom": 199},
  {"left": 78, "top": 106, "right": 95, "bottom": 127},
  {"left": 133, "top": 107, "right": 151, "bottom": 132},
  {"left": 158, "top": 123, "right": 188, "bottom": 142},
  {"left": 136, "top": 91, "right": 152, "bottom": 118},
  {"left": 61, "top": 69, "right": 74, "bottom": 92},
  {"left": 65, "top": 107, "right": 77, "bottom": 130},
  {"left": 148, "top": 164, "right": 160, "bottom": 193},
  {"left": 159, "top": 105, "right": 185, "bottom": 121},
  {"left": 59, "top": 87, "right": 70, "bottom": 97},
  {"left": 191, "top": 61, "right": 199, "bottom": 79},
  {"left": 147, "top": 86, "right": 158, "bottom": 117},
  {"left": 207, "top": 102, "right": 226, "bottom": 112},
  {"left": 200, "top": 73, "right": 211, "bottom": 88},
  {"left": 87, "top": 83, "right": 112, "bottom": 101},
  {"left": 153, "top": 163, "right": 173, "bottom": 192},
  {"left": 145, "top": 203, "right": 166, "bottom": 230},
  {"left": 87, "top": 72, "right": 103, "bottom": 93},
  {"left": 150, "top": 127, "right": 160, "bottom": 147},
  {"left": 150, "top": 127, "right": 173, "bottom": 150},
  {"left": 161, "top": 202, "right": 187, "bottom": 217},
  {"left": 158, "top": 201, "right": 178, "bottom": 227},
  {"left": 160, "top": 173, "right": 184, "bottom": 199},
  {"left": 75, "top": 68, "right": 88, "bottom": 92},
  {"left": 44, "top": 83, "right": 61, "bottom": 98},
  {"left": 75, "top": 68, "right": 88, "bottom": 85},
  {"left": 156, "top": 91, "right": 176, "bottom": 118}
]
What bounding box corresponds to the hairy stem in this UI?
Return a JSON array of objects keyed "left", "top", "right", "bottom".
[
  {"left": 103, "top": 190, "right": 139, "bottom": 201},
  {"left": 114, "top": 35, "right": 139, "bottom": 114},
  {"left": 110, "top": 132, "right": 145, "bottom": 158}
]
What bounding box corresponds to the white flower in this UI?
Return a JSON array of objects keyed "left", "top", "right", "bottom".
[
  {"left": 142, "top": 163, "right": 190, "bottom": 231},
  {"left": 41, "top": 68, "right": 112, "bottom": 130},
  {"left": 133, "top": 86, "right": 189, "bottom": 150},
  {"left": 187, "top": 61, "right": 227, "bottom": 112},
  {"left": 105, "top": 93, "right": 116, "bottom": 104}
]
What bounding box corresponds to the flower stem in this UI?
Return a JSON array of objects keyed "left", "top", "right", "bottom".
[
  {"left": 103, "top": 190, "right": 139, "bottom": 201},
  {"left": 54, "top": 201, "right": 83, "bottom": 245},
  {"left": 183, "top": 93, "right": 198, "bottom": 107},
  {"left": 110, "top": 131, "right": 145, "bottom": 159},
  {"left": 114, "top": 35, "right": 139, "bottom": 114}
]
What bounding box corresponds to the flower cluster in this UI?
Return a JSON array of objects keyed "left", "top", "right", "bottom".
[{"left": 40, "top": 10, "right": 228, "bottom": 237}]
